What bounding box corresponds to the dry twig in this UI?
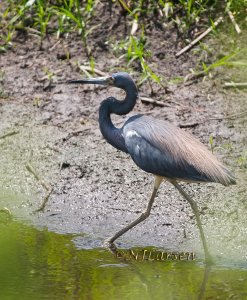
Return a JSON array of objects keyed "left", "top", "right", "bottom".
[
  {"left": 26, "top": 163, "right": 53, "bottom": 212},
  {"left": 140, "top": 96, "right": 173, "bottom": 107},
  {"left": 226, "top": 9, "right": 241, "bottom": 34},
  {"left": 35, "top": 188, "right": 53, "bottom": 212},
  {"left": 175, "top": 17, "right": 223, "bottom": 57},
  {"left": 79, "top": 65, "right": 106, "bottom": 77},
  {"left": 49, "top": 39, "right": 62, "bottom": 52},
  {"left": 0, "top": 130, "right": 19, "bottom": 139},
  {"left": 179, "top": 122, "right": 199, "bottom": 128},
  {"left": 224, "top": 82, "right": 247, "bottom": 88}
]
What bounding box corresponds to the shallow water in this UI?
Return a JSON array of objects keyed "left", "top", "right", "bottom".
[{"left": 0, "top": 195, "right": 247, "bottom": 300}]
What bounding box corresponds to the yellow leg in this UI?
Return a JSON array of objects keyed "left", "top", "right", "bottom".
[
  {"left": 170, "top": 180, "right": 213, "bottom": 264},
  {"left": 105, "top": 176, "right": 163, "bottom": 247}
]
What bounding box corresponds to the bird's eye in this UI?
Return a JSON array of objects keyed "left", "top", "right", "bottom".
[{"left": 108, "top": 76, "right": 115, "bottom": 85}]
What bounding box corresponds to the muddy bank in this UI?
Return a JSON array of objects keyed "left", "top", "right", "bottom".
[{"left": 0, "top": 16, "right": 246, "bottom": 264}]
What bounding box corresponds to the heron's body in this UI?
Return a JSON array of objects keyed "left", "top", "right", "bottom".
[
  {"left": 68, "top": 72, "right": 236, "bottom": 262},
  {"left": 114, "top": 114, "right": 234, "bottom": 185},
  {"left": 98, "top": 82, "right": 235, "bottom": 186}
]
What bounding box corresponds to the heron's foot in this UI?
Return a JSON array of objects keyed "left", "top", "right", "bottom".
[{"left": 104, "top": 238, "right": 118, "bottom": 254}]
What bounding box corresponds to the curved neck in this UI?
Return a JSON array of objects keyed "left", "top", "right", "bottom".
[
  {"left": 110, "top": 81, "right": 138, "bottom": 115},
  {"left": 99, "top": 82, "right": 138, "bottom": 152}
]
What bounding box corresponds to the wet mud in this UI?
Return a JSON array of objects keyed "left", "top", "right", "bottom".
[{"left": 0, "top": 15, "right": 246, "bottom": 264}]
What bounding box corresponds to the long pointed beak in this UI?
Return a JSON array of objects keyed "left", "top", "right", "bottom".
[{"left": 67, "top": 76, "right": 114, "bottom": 86}]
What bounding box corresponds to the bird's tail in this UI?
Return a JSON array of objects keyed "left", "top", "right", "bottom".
[{"left": 220, "top": 167, "right": 236, "bottom": 186}]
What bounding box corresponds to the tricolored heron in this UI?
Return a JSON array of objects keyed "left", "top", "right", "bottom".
[{"left": 68, "top": 72, "right": 236, "bottom": 262}]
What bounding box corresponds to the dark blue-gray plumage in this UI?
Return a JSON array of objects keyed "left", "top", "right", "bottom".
[
  {"left": 67, "top": 72, "right": 236, "bottom": 263},
  {"left": 123, "top": 115, "right": 235, "bottom": 185}
]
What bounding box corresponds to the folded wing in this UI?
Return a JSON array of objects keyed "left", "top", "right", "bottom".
[{"left": 123, "top": 115, "right": 235, "bottom": 186}]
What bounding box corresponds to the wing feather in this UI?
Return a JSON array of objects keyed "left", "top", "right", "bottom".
[{"left": 123, "top": 115, "right": 235, "bottom": 185}]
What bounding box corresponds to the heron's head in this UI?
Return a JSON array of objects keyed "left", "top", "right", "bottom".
[
  {"left": 111, "top": 72, "right": 135, "bottom": 89},
  {"left": 67, "top": 72, "right": 136, "bottom": 90}
]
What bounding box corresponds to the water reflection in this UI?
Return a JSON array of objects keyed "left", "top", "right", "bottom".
[{"left": 0, "top": 215, "right": 246, "bottom": 300}]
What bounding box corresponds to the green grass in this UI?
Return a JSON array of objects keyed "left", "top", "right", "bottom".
[
  {"left": 111, "top": 33, "right": 164, "bottom": 90},
  {"left": 1, "top": 1, "right": 246, "bottom": 43},
  {"left": 0, "top": 0, "right": 247, "bottom": 84},
  {"left": 0, "top": 0, "right": 98, "bottom": 52}
]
